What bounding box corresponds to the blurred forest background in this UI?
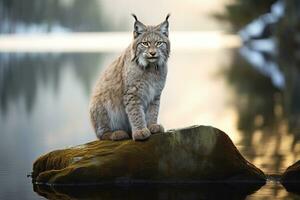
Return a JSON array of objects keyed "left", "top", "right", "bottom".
[{"left": 0, "top": 0, "right": 300, "bottom": 199}]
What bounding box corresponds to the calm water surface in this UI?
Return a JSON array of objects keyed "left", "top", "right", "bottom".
[{"left": 0, "top": 46, "right": 300, "bottom": 199}]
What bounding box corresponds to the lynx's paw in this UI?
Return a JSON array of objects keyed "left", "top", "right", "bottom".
[
  {"left": 100, "top": 132, "right": 113, "bottom": 140},
  {"left": 111, "top": 130, "right": 130, "bottom": 141},
  {"left": 148, "top": 124, "right": 164, "bottom": 134},
  {"left": 132, "top": 128, "right": 151, "bottom": 141},
  {"left": 100, "top": 131, "right": 130, "bottom": 141}
]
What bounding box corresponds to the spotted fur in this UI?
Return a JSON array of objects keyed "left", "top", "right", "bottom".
[{"left": 90, "top": 14, "right": 170, "bottom": 141}]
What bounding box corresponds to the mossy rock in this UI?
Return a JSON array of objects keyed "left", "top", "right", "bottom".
[
  {"left": 281, "top": 160, "right": 300, "bottom": 193},
  {"left": 32, "top": 125, "right": 265, "bottom": 186}
]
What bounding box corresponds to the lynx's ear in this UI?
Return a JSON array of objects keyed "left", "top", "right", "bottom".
[
  {"left": 132, "top": 14, "right": 146, "bottom": 39},
  {"left": 157, "top": 14, "right": 170, "bottom": 37}
]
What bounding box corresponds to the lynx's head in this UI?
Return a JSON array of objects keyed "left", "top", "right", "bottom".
[{"left": 131, "top": 14, "right": 170, "bottom": 68}]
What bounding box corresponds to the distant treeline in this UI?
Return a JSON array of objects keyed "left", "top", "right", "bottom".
[
  {"left": 0, "top": 0, "right": 110, "bottom": 33},
  {"left": 214, "top": 0, "right": 278, "bottom": 31}
]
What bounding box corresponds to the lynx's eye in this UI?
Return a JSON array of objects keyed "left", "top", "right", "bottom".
[
  {"left": 141, "top": 42, "right": 149, "bottom": 47},
  {"left": 155, "top": 41, "right": 163, "bottom": 47}
]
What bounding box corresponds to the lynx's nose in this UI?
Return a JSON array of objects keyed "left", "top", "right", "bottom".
[
  {"left": 150, "top": 51, "right": 156, "bottom": 56},
  {"left": 149, "top": 49, "right": 157, "bottom": 57}
]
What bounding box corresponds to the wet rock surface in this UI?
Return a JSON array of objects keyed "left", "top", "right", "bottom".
[
  {"left": 32, "top": 125, "right": 265, "bottom": 188},
  {"left": 281, "top": 160, "right": 300, "bottom": 193}
]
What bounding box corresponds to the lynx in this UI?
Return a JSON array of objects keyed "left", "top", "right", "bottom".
[{"left": 89, "top": 14, "right": 170, "bottom": 141}]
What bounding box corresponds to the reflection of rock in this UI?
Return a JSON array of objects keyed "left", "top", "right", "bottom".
[
  {"left": 281, "top": 160, "right": 300, "bottom": 193},
  {"left": 33, "top": 183, "right": 259, "bottom": 200},
  {"left": 32, "top": 126, "right": 265, "bottom": 189}
]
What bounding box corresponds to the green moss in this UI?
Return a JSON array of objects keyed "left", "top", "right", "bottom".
[{"left": 32, "top": 125, "right": 266, "bottom": 185}]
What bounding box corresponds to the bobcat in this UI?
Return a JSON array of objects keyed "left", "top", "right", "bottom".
[{"left": 89, "top": 14, "right": 170, "bottom": 141}]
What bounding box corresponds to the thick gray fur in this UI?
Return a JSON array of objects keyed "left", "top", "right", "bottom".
[{"left": 90, "top": 14, "right": 170, "bottom": 141}]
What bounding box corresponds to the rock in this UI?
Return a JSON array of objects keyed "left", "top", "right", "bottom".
[
  {"left": 281, "top": 160, "right": 300, "bottom": 193},
  {"left": 32, "top": 125, "right": 265, "bottom": 187}
]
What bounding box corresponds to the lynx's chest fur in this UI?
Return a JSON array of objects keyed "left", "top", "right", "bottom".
[{"left": 124, "top": 63, "right": 167, "bottom": 107}]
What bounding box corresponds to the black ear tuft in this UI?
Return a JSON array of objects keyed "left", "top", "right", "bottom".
[
  {"left": 165, "top": 13, "right": 170, "bottom": 21},
  {"left": 157, "top": 14, "right": 170, "bottom": 37},
  {"left": 131, "top": 14, "right": 146, "bottom": 39},
  {"left": 131, "top": 13, "right": 138, "bottom": 21}
]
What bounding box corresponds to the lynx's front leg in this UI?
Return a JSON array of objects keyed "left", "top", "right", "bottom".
[
  {"left": 146, "top": 95, "right": 164, "bottom": 134},
  {"left": 124, "top": 93, "right": 151, "bottom": 141}
]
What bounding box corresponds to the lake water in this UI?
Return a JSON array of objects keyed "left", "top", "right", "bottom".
[{"left": 0, "top": 34, "right": 300, "bottom": 199}]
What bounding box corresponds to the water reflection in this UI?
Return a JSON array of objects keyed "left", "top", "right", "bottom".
[
  {"left": 0, "top": 53, "right": 104, "bottom": 115},
  {"left": 222, "top": 47, "right": 300, "bottom": 174},
  {"left": 33, "top": 183, "right": 261, "bottom": 200},
  {"left": 215, "top": 0, "right": 300, "bottom": 178},
  {"left": 247, "top": 180, "right": 300, "bottom": 200},
  {"left": 0, "top": 53, "right": 128, "bottom": 200},
  {"left": 1, "top": 48, "right": 299, "bottom": 199},
  {"left": 0, "top": 46, "right": 299, "bottom": 200}
]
